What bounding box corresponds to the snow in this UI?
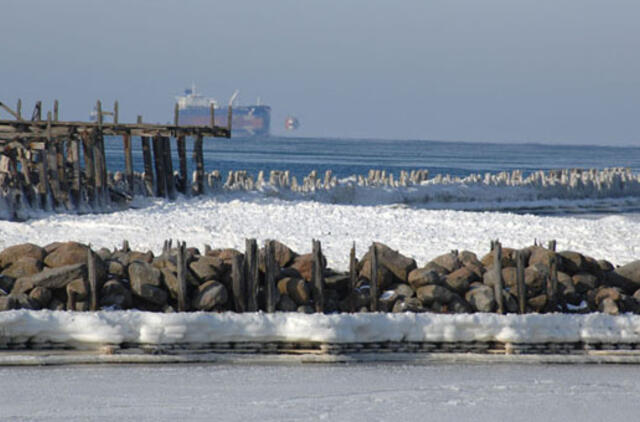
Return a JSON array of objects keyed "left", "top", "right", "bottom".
[
  {"left": 3, "top": 310, "right": 640, "bottom": 346},
  {"left": 0, "top": 196, "right": 638, "bottom": 270}
]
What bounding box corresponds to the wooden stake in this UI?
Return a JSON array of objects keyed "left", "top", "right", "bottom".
[
  {"left": 162, "top": 136, "right": 175, "bottom": 199},
  {"left": 312, "top": 239, "right": 325, "bottom": 313},
  {"left": 81, "top": 131, "right": 96, "bottom": 207},
  {"left": 87, "top": 249, "right": 98, "bottom": 311},
  {"left": 193, "top": 133, "right": 204, "bottom": 195},
  {"left": 548, "top": 240, "right": 557, "bottom": 252},
  {"left": 231, "top": 254, "right": 246, "bottom": 312},
  {"left": 210, "top": 103, "right": 215, "bottom": 129},
  {"left": 176, "top": 135, "right": 187, "bottom": 194},
  {"left": 349, "top": 242, "right": 357, "bottom": 313},
  {"left": 16, "top": 99, "right": 21, "bottom": 120},
  {"left": 141, "top": 136, "right": 154, "bottom": 196},
  {"left": 123, "top": 132, "right": 133, "bottom": 195},
  {"left": 244, "top": 238, "right": 258, "bottom": 311},
  {"left": 493, "top": 241, "right": 505, "bottom": 314},
  {"left": 53, "top": 100, "right": 59, "bottom": 122},
  {"left": 547, "top": 255, "right": 558, "bottom": 313},
  {"left": 264, "top": 240, "right": 277, "bottom": 313},
  {"left": 176, "top": 241, "right": 188, "bottom": 312},
  {"left": 369, "top": 243, "right": 378, "bottom": 312},
  {"left": 152, "top": 135, "right": 165, "bottom": 197},
  {"left": 174, "top": 103, "right": 179, "bottom": 126},
  {"left": 113, "top": 101, "right": 119, "bottom": 125},
  {"left": 36, "top": 147, "right": 49, "bottom": 209},
  {"left": 93, "top": 129, "right": 106, "bottom": 206},
  {"left": 516, "top": 250, "right": 526, "bottom": 314},
  {"left": 227, "top": 105, "right": 232, "bottom": 136}
]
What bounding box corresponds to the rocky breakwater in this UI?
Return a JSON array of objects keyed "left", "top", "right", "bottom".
[{"left": 1, "top": 240, "right": 640, "bottom": 316}]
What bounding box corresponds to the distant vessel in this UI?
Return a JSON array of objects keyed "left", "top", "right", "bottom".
[
  {"left": 176, "top": 84, "right": 271, "bottom": 137},
  {"left": 284, "top": 115, "right": 300, "bottom": 131}
]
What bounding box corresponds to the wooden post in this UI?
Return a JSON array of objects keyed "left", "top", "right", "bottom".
[
  {"left": 152, "top": 135, "right": 166, "bottom": 197},
  {"left": 141, "top": 136, "right": 154, "bottom": 196},
  {"left": 87, "top": 249, "right": 98, "bottom": 311},
  {"left": 548, "top": 240, "right": 557, "bottom": 252},
  {"left": 122, "top": 240, "right": 130, "bottom": 252},
  {"left": 16, "top": 99, "right": 21, "bottom": 120},
  {"left": 176, "top": 241, "right": 188, "bottom": 312},
  {"left": 231, "top": 254, "right": 246, "bottom": 312},
  {"left": 547, "top": 255, "right": 558, "bottom": 313},
  {"left": 46, "top": 112, "right": 62, "bottom": 208},
  {"left": 312, "top": 239, "right": 325, "bottom": 313},
  {"left": 96, "top": 100, "right": 103, "bottom": 128},
  {"left": 369, "top": 243, "right": 378, "bottom": 312},
  {"left": 493, "top": 241, "right": 505, "bottom": 314},
  {"left": 162, "top": 136, "right": 175, "bottom": 199},
  {"left": 17, "top": 147, "right": 34, "bottom": 207},
  {"left": 193, "top": 133, "right": 204, "bottom": 195},
  {"left": 93, "top": 129, "right": 106, "bottom": 206},
  {"left": 244, "top": 238, "right": 258, "bottom": 311},
  {"left": 349, "top": 242, "right": 357, "bottom": 312},
  {"left": 176, "top": 135, "right": 187, "bottom": 194},
  {"left": 210, "top": 103, "right": 215, "bottom": 129},
  {"left": 53, "top": 100, "right": 59, "bottom": 122},
  {"left": 32, "top": 101, "right": 42, "bottom": 121},
  {"left": 36, "top": 146, "right": 49, "bottom": 209},
  {"left": 113, "top": 101, "right": 119, "bottom": 125},
  {"left": 264, "top": 240, "right": 277, "bottom": 313},
  {"left": 81, "top": 131, "right": 96, "bottom": 207},
  {"left": 174, "top": 103, "right": 180, "bottom": 126},
  {"left": 227, "top": 105, "right": 233, "bottom": 136},
  {"left": 123, "top": 132, "right": 134, "bottom": 195},
  {"left": 516, "top": 250, "right": 526, "bottom": 314}
]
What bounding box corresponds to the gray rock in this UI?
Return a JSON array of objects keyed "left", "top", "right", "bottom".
[
  {"left": 597, "top": 259, "right": 614, "bottom": 273},
  {"left": 12, "top": 263, "right": 86, "bottom": 294},
  {"left": 371, "top": 242, "right": 417, "bottom": 282},
  {"left": 527, "top": 294, "right": 547, "bottom": 313},
  {"left": 423, "top": 261, "right": 449, "bottom": 276},
  {"left": 392, "top": 283, "right": 414, "bottom": 299},
  {"left": 465, "top": 285, "right": 495, "bottom": 313},
  {"left": 192, "top": 280, "right": 228, "bottom": 311},
  {"left": 448, "top": 295, "right": 472, "bottom": 313},
  {"left": 360, "top": 262, "right": 394, "bottom": 291},
  {"left": 558, "top": 251, "right": 586, "bottom": 274},
  {"left": 392, "top": 297, "right": 425, "bottom": 313},
  {"left": 106, "top": 260, "right": 126, "bottom": 277},
  {"left": 408, "top": 268, "right": 442, "bottom": 290},
  {"left": 416, "top": 285, "right": 454, "bottom": 306}
]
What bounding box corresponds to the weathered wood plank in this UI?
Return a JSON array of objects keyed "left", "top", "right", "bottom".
[
  {"left": 369, "top": 243, "right": 378, "bottom": 312},
  {"left": 264, "top": 240, "right": 277, "bottom": 313},
  {"left": 81, "top": 131, "right": 96, "bottom": 207},
  {"left": 312, "top": 239, "right": 325, "bottom": 313},
  {"left": 176, "top": 241, "right": 188, "bottom": 312},
  {"left": 87, "top": 248, "right": 98, "bottom": 311},
  {"left": 141, "top": 136, "right": 154, "bottom": 196},
  {"left": 349, "top": 242, "right": 357, "bottom": 313},
  {"left": 162, "top": 136, "right": 175, "bottom": 199},
  {"left": 193, "top": 133, "right": 204, "bottom": 195},
  {"left": 244, "top": 238, "right": 259, "bottom": 312},
  {"left": 176, "top": 135, "right": 187, "bottom": 194},
  {"left": 152, "top": 135, "right": 165, "bottom": 197},
  {"left": 516, "top": 249, "right": 526, "bottom": 314},
  {"left": 123, "top": 132, "right": 133, "bottom": 195},
  {"left": 493, "top": 241, "right": 505, "bottom": 314},
  {"left": 231, "top": 254, "right": 246, "bottom": 312}
]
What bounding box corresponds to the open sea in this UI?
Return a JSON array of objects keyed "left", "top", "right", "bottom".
[{"left": 104, "top": 135, "right": 640, "bottom": 181}]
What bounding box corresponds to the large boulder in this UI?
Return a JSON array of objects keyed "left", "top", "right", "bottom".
[
  {"left": 481, "top": 247, "right": 516, "bottom": 268},
  {"left": 128, "top": 261, "right": 167, "bottom": 305},
  {"left": 100, "top": 279, "right": 132, "bottom": 309},
  {"left": 371, "top": 243, "right": 416, "bottom": 283},
  {"left": 0, "top": 243, "right": 45, "bottom": 270},
  {"left": 558, "top": 251, "right": 587, "bottom": 275},
  {"left": 360, "top": 262, "right": 394, "bottom": 291},
  {"left": 416, "top": 285, "right": 454, "bottom": 306},
  {"left": 44, "top": 242, "right": 89, "bottom": 268},
  {"left": 1, "top": 257, "right": 43, "bottom": 279},
  {"left": 445, "top": 266, "right": 477, "bottom": 294},
  {"left": 277, "top": 277, "right": 311, "bottom": 305},
  {"left": 612, "top": 260, "right": 640, "bottom": 294},
  {"left": 407, "top": 268, "right": 442, "bottom": 290},
  {"left": 189, "top": 256, "right": 225, "bottom": 282},
  {"left": 465, "top": 285, "right": 495, "bottom": 313},
  {"left": 572, "top": 273, "right": 598, "bottom": 293},
  {"left": 290, "top": 254, "right": 319, "bottom": 282},
  {"left": 429, "top": 252, "right": 461, "bottom": 274},
  {"left": 527, "top": 247, "right": 556, "bottom": 268},
  {"left": 192, "top": 280, "right": 228, "bottom": 311},
  {"left": 11, "top": 263, "right": 86, "bottom": 294}
]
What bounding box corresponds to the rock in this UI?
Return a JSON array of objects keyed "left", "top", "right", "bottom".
[
  {"left": 297, "top": 305, "right": 314, "bottom": 314},
  {"left": 360, "top": 262, "right": 394, "bottom": 291},
  {"left": 28, "top": 286, "right": 52, "bottom": 307},
  {"left": 44, "top": 241, "right": 89, "bottom": 268},
  {"left": 600, "top": 297, "right": 619, "bottom": 315},
  {"left": 558, "top": 272, "right": 580, "bottom": 305},
  {"left": 276, "top": 294, "right": 298, "bottom": 312},
  {"left": 605, "top": 271, "right": 639, "bottom": 295},
  {"left": 416, "top": 285, "right": 454, "bottom": 306},
  {"left": 500, "top": 267, "right": 517, "bottom": 291},
  {"left": 527, "top": 246, "right": 557, "bottom": 268},
  {"left": 392, "top": 297, "right": 425, "bottom": 313},
  {"left": 96, "top": 248, "right": 112, "bottom": 261},
  {"left": 0, "top": 295, "right": 18, "bottom": 310},
  {"left": 128, "top": 251, "right": 154, "bottom": 264},
  {"left": 128, "top": 261, "right": 166, "bottom": 305},
  {"left": 100, "top": 279, "right": 133, "bottom": 309},
  {"left": 503, "top": 291, "right": 519, "bottom": 314},
  {"left": 207, "top": 248, "right": 243, "bottom": 266},
  {"left": 0, "top": 275, "right": 14, "bottom": 294},
  {"left": 12, "top": 263, "right": 86, "bottom": 294},
  {"left": 192, "top": 280, "right": 228, "bottom": 311},
  {"left": 597, "top": 259, "right": 614, "bottom": 273},
  {"left": 106, "top": 260, "right": 126, "bottom": 277},
  {"left": 392, "top": 283, "right": 414, "bottom": 299},
  {"left": 189, "top": 256, "right": 225, "bottom": 283},
  {"left": 527, "top": 294, "right": 548, "bottom": 313},
  {"left": 594, "top": 287, "right": 622, "bottom": 306},
  {"left": 277, "top": 277, "right": 311, "bottom": 305},
  {"left": 290, "top": 253, "right": 322, "bottom": 282},
  {"left": 370, "top": 243, "right": 416, "bottom": 282},
  {"left": 161, "top": 268, "right": 181, "bottom": 300},
  {"left": 66, "top": 278, "right": 88, "bottom": 309},
  {"left": 423, "top": 261, "right": 449, "bottom": 276},
  {"left": 47, "top": 298, "right": 65, "bottom": 311},
  {"left": 408, "top": 268, "right": 442, "bottom": 290},
  {"left": 260, "top": 240, "right": 298, "bottom": 272},
  {"left": 448, "top": 295, "right": 472, "bottom": 313},
  {"left": 13, "top": 293, "right": 40, "bottom": 310},
  {"left": 0, "top": 243, "right": 45, "bottom": 270},
  {"left": 572, "top": 273, "right": 598, "bottom": 293},
  {"left": 429, "top": 252, "right": 461, "bottom": 274},
  {"left": 558, "top": 251, "right": 587, "bottom": 275},
  {"left": 465, "top": 285, "right": 495, "bottom": 312},
  {"left": 324, "top": 273, "right": 350, "bottom": 292},
  {"left": 459, "top": 250, "right": 482, "bottom": 268},
  {"left": 481, "top": 247, "right": 516, "bottom": 268},
  {"left": 379, "top": 289, "right": 398, "bottom": 312},
  {"left": 43, "top": 242, "right": 64, "bottom": 254},
  {"left": 445, "top": 266, "right": 477, "bottom": 294},
  {"left": 1, "top": 257, "right": 42, "bottom": 279},
  {"left": 612, "top": 260, "right": 640, "bottom": 293},
  {"left": 524, "top": 264, "right": 549, "bottom": 296}
]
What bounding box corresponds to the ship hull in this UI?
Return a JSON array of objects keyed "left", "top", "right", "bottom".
[{"left": 178, "top": 105, "right": 271, "bottom": 137}]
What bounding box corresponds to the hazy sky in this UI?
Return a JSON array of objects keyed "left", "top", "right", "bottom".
[{"left": 1, "top": 0, "right": 639, "bottom": 144}]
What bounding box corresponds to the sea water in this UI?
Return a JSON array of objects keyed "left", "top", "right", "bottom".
[{"left": 104, "top": 136, "right": 640, "bottom": 181}]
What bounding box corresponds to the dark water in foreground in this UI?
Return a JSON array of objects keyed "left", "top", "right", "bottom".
[
  {"left": 1, "top": 363, "right": 639, "bottom": 421},
  {"left": 103, "top": 136, "right": 640, "bottom": 181}
]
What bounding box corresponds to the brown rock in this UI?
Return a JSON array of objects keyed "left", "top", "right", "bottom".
[
  {"left": 558, "top": 251, "right": 587, "bottom": 275},
  {"left": 416, "top": 285, "right": 454, "bottom": 306},
  {"left": 465, "top": 285, "right": 495, "bottom": 313},
  {"left": 527, "top": 246, "right": 556, "bottom": 268},
  {"left": 597, "top": 259, "right": 614, "bottom": 273},
  {"left": 572, "top": 273, "right": 599, "bottom": 293},
  {"left": 107, "top": 260, "right": 126, "bottom": 277},
  {"left": 277, "top": 277, "right": 311, "bottom": 305},
  {"left": 0, "top": 243, "right": 45, "bottom": 270},
  {"left": 192, "top": 280, "right": 228, "bottom": 311},
  {"left": 527, "top": 294, "right": 548, "bottom": 312},
  {"left": 423, "top": 261, "right": 449, "bottom": 276},
  {"left": 594, "top": 287, "right": 622, "bottom": 306},
  {"left": 430, "top": 252, "right": 461, "bottom": 274},
  {"left": 524, "top": 264, "right": 548, "bottom": 296},
  {"left": 290, "top": 253, "right": 324, "bottom": 282},
  {"left": 129, "top": 261, "right": 167, "bottom": 305},
  {"left": 600, "top": 297, "right": 619, "bottom": 315},
  {"left": 100, "top": 279, "right": 133, "bottom": 309},
  {"left": 44, "top": 242, "right": 89, "bottom": 268},
  {"left": 612, "top": 260, "right": 640, "bottom": 293},
  {"left": 207, "top": 248, "right": 243, "bottom": 266},
  {"left": 408, "top": 268, "right": 442, "bottom": 290},
  {"left": 189, "top": 256, "right": 225, "bottom": 282},
  {"left": 29, "top": 286, "right": 52, "bottom": 307},
  {"left": 445, "top": 266, "right": 477, "bottom": 294},
  {"left": 12, "top": 263, "right": 86, "bottom": 294},
  {"left": 0, "top": 295, "right": 19, "bottom": 310},
  {"left": 129, "top": 251, "right": 154, "bottom": 264},
  {"left": 1, "top": 257, "right": 43, "bottom": 279},
  {"left": 360, "top": 262, "right": 394, "bottom": 290},
  {"left": 481, "top": 247, "right": 516, "bottom": 268}
]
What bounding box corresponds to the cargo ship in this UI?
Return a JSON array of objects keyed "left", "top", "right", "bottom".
[{"left": 176, "top": 84, "right": 271, "bottom": 137}]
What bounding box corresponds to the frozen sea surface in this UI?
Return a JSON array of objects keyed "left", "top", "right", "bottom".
[{"left": 1, "top": 363, "right": 639, "bottom": 421}]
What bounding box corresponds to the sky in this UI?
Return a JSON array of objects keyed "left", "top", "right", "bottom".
[{"left": 1, "top": 0, "right": 639, "bottom": 145}]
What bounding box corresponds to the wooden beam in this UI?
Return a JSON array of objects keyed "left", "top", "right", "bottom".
[
  {"left": 176, "top": 135, "right": 187, "bottom": 195},
  {"left": 123, "top": 132, "right": 133, "bottom": 195},
  {"left": 193, "top": 133, "right": 204, "bottom": 195}
]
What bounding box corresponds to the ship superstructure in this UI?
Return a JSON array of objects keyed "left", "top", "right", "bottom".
[{"left": 176, "top": 84, "right": 270, "bottom": 137}]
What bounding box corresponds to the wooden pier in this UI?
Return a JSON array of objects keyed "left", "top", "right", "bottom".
[{"left": 0, "top": 99, "right": 230, "bottom": 219}]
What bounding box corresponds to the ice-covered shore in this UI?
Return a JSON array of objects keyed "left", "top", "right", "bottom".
[
  {"left": 0, "top": 196, "right": 638, "bottom": 270},
  {"left": 2, "top": 310, "right": 640, "bottom": 345}
]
